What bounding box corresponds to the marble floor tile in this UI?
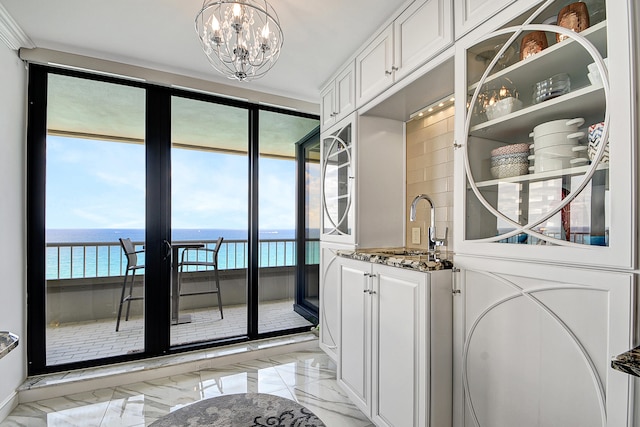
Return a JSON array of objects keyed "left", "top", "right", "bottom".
[
  {"left": 290, "top": 378, "right": 375, "bottom": 427},
  {"left": 1, "top": 346, "right": 369, "bottom": 427}
]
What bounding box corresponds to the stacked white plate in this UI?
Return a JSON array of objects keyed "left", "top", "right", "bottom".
[{"left": 529, "top": 118, "right": 589, "bottom": 172}]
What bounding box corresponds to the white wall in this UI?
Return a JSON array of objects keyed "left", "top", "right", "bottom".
[{"left": 0, "top": 43, "right": 27, "bottom": 420}]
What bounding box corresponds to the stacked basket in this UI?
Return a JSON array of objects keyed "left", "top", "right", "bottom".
[{"left": 490, "top": 143, "right": 530, "bottom": 178}]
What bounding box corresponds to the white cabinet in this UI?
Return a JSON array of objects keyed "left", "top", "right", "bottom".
[
  {"left": 320, "top": 113, "right": 404, "bottom": 246},
  {"left": 394, "top": 0, "right": 453, "bottom": 81},
  {"left": 454, "top": 0, "right": 516, "bottom": 38},
  {"left": 320, "top": 62, "right": 356, "bottom": 131},
  {"left": 356, "top": 0, "right": 453, "bottom": 107},
  {"left": 318, "top": 242, "right": 346, "bottom": 361},
  {"left": 452, "top": 255, "right": 633, "bottom": 427},
  {"left": 321, "top": 115, "right": 356, "bottom": 244},
  {"left": 337, "top": 257, "right": 453, "bottom": 427},
  {"left": 453, "top": 0, "right": 635, "bottom": 269},
  {"left": 356, "top": 25, "right": 394, "bottom": 108}
]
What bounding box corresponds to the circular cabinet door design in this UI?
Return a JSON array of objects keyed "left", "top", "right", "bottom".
[
  {"left": 322, "top": 121, "right": 354, "bottom": 238},
  {"left": 462, "top": 1, "right": 610, "bottom": 247}
]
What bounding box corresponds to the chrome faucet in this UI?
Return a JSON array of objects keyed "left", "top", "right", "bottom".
[{"left": 409, "top": 194, "right": 447, "bottom": 253}]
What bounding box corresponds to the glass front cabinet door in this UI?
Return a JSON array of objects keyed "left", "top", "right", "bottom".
[
  {"left": 321, "top": 114, "right": 356, "bottom": 244},
  {"left": 453, "top": 0, "right": 636, "bottom": 268}
]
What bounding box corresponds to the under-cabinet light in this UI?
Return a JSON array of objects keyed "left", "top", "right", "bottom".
[{"left": 409, "top": 94, "right": 455, "bottom": 121}]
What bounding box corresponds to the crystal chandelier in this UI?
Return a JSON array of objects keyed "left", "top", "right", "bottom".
[{"left": 195, "top": 0, "right": 284, "bottom": 81}]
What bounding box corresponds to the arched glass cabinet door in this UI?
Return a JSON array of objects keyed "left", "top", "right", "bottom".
[
  {"left": 321, "top": 118, "right": 354, "bottom": 241},
  {"left": 462, "top": 0, "right": 609, "bottom": 247}
]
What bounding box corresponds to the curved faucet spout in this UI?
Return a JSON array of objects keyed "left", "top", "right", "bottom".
[
  {"left": 409, "top": 194, "right": 435, "bottom": 229},
  {"left": 410, "top": 194, "right": 445, "bottom": 252}
]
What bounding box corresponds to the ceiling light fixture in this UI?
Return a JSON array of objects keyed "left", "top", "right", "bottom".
[{"left": 195, "top": 0, "right": 284, "bottom": 82}]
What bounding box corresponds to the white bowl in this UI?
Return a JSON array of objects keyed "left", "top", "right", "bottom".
[
  {"left": 587, "top": 57, "right": 608, "bottom": 74},
  {"left": 536, "top": 144, "right": 583, "bottom": 157},
  {"left": 534, "top": 155, "right": 573, "bottom": 172},
  {"left": 530, "top": 118, "right": 584, "bottom": 138},
  {"left": 485, "top": 97, "right": 523, "bottom": 121},
  {"left": 588, "top": 72, "right": 602, "bottom": 86},
  {"left": 532, "top": 131, "right": 584, "bottom": 150}
]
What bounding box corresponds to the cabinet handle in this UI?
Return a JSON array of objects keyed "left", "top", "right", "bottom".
[
  {"left": 391, "top": 66, "right": 398, "bottom": 71},
  {"left": 369, "top": 274, "right": 377, "bottom": 278},
  {"left": 452, "top": 267, "right": 461, "bottom": 295},
  {"left": 453, "top": 141, "right": 463, "bottom": 149},
  {"left": 369, "top": 290, "right": 377, "bottom": 295},
  {"left": 385, "top": 70, "right": 392, "bottom": 76},
  {"left": 363, "top": 289, "right": 369, "bottom": 293}
]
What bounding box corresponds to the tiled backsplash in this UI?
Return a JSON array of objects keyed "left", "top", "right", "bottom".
[{"left": 406, "top": 105, "right": 454, "bottom": 252}]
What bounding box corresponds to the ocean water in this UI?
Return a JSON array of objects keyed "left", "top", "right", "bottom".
[{"left": 46, "top": 229, "right": 319, "bottom": 280}]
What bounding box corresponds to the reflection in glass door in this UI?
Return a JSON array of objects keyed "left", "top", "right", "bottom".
[
  {"left": 297, "top": 135, "right": 321, "bottom": 316},
  {"left": 45, "top": 74, "right": 146, "bottom": 365},
  {"left": 170, "top": 96, "right": 249, "bottom": 346},
  {"left": 257, "top": 110, "right": 319, "bottom": 334}
]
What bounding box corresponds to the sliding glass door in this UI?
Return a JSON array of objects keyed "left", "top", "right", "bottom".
[
  {"left": 43, "top": 73, "right": 146, "bottom": 366},
  {"left": 257, "top": 111, "right": 318, "bottom": 334},
  {"left": 170, "top": 96, "right": 249, "bottom": 346},
  {"left": 27, "top": 65, "right": 319, "bottom": 374}
]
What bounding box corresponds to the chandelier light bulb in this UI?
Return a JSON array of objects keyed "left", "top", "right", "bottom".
[
  {"left": 233, "top": 3, "right": 242, "bottom": 17},
  {"left": 196, "top": 0, "right": 284, "bottom": 81},
  {"left": 210, "top": 16, "right": 220, "bottom": 32}
]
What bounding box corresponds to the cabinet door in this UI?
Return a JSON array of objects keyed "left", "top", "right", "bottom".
[
  {"left": 356, "top": 25, "right": 394, "bottom": 108},
  {"left": 454, "top": 0, "right": 516, "bottom": 38},
  {"left": 454, "top": 1, "right": 634, "bottom": 268},
  {"left": 453, "top": 256, "right": 633, "bottom": 427},
  {"left": 334, "top": 62, "right": 356, "bottom": 123},
  {"left": 321, "top": 114, "right": 356, "bottom": 244},
  {"left": 320, "top": 83, "right": 336, "bottom": 131},
  {"left": 319, "top": 242, "right": 352, "bottom": 361},
  {"left": 394, "top": 0, "right": 453, "bottom": 81},
  {"left": 337, "top": 258, "right": 371, "bottom": 414},
  {"left": 371, "top": 264, "right": 427, "bottom": 427}
]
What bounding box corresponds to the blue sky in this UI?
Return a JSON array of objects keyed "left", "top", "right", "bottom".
[{"left": 46, "top": 136, "right": 299, "bottom": 230}]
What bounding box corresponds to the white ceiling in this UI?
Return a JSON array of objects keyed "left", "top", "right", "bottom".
[{"left": 0, "top": 0, "right": 409, "bottom": 104}]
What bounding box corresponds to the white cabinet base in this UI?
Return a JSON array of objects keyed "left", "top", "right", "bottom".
[
  {"left": 337, "top": 257, "right": 452, "bottom": 427},
  {"left": 453, "top": 255, "right": 633, "bottom": 427}
]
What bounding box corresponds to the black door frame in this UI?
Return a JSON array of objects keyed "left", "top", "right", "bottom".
[
  {"left": 294, "top": 128, "right": 321, "bottom": 323},
  {"left": 26, "top": 64, "right": 318, "bottom": 375}
]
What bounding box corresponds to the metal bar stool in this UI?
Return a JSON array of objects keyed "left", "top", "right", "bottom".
[
  {"left": 178, "top": 237, "right": 224, "bottom": 319},
  {"left": 116, "top": 238, "right": 145, "bottom": 331}
]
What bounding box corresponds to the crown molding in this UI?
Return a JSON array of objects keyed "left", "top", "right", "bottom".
[{"left": 0, "top": 3, "right": 34, "bottom": 50}]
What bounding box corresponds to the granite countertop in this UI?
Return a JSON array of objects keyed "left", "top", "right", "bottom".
[
  {"left": 0, "top": 331, "right": 19, "bottom": 360},
  {"left": 611, "top": 346, "right": 640, "bottom": 377},
  {"left": 337, "top": 247, "right": 453, "bottom": 272}
]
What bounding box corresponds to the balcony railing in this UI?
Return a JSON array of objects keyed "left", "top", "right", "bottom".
[{"left": 46, "top": 238, "right": 320, "bottom": 280}]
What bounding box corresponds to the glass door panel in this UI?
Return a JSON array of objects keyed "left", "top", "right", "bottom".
[
  {"left": 45, "top": 74, "right": 146, "bottom": 365},
  {"left": 170, "top": 96, "right": 249, "bottom": 346},
  {"left": 300, "top": 137, "right": 321, "bottom": 313},
  {"left": 463, "top": 3, "right": 609, "bottom": 246},
  {"left": 257, "top": 110, "right": 318, "bottom": 334},
  {"left": 321, "top": 120, "right": 354, "bottom": 240}
]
